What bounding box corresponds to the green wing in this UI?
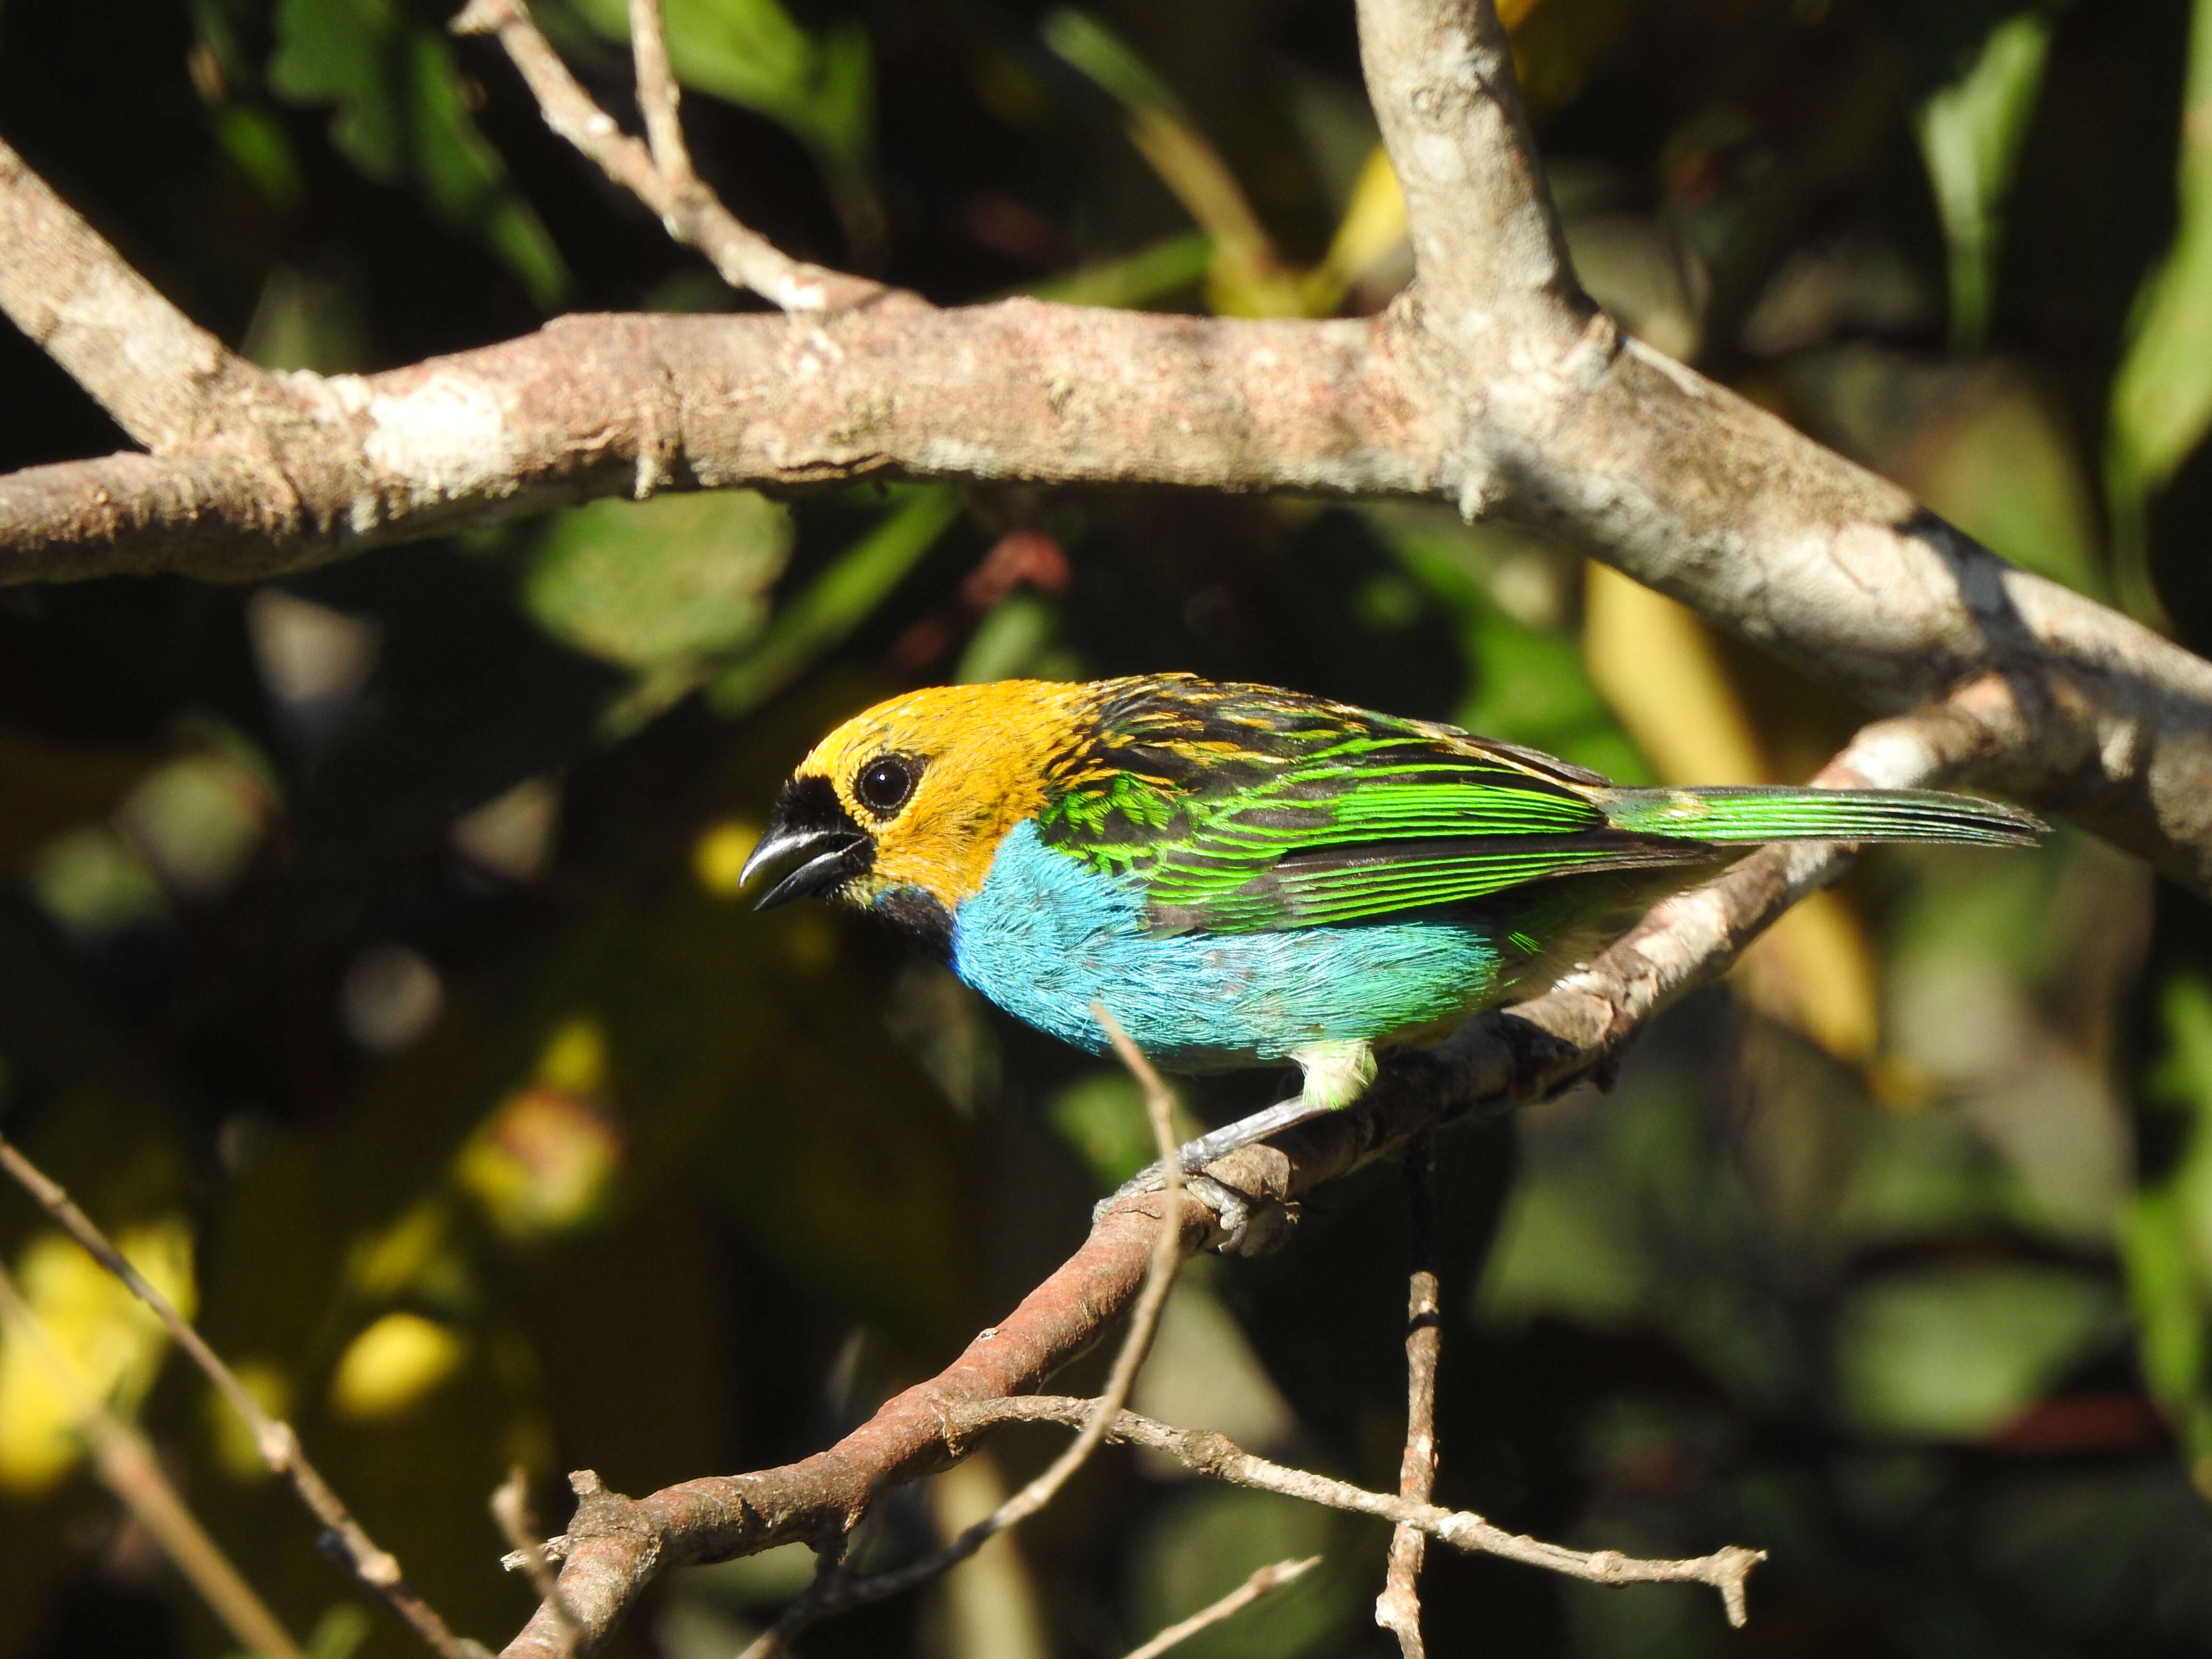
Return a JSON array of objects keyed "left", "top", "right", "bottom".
[{"left": 1036, "top": 677, "right": 1711, "bottom": 936}]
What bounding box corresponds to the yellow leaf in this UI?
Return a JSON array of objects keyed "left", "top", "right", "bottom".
[
  {"left": 535, "top": 1016, "right": 608, "bottom": 1096},
  {"left": 1306, "top": 146, "right": 1409, "bottom": 314},
  {"left": 329, "top": 1313, "right": 466, "bottom": 1421},
  {"left": 0, "top": 1221, "right": 194, "bottom": 1493},
  {"left": 694, "top": 819, "right": 763, "bottom": 897},
  {"left": 1584, "top": 565, "right": 1880, "bottom": 1065},
  {"left": 455, "top": 1086, "right": 623, "bottom": 1240}
]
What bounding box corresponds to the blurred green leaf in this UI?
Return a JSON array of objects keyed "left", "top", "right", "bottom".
[
  {"left": 1128, "top": 1271, "right": 1298, "bottom": 1452},
  {"left": 1835, "top": 1263, "right": 2118, "bottom": 1441},
  {"left": 677, "top": 1542, "right": 817, "bottom": 1610},
  {"left": 117, "top": 752, "right": 271, "bottom": 903},
  {"left": 1910, "top": 373, "right": 2105, "bottom": 598},
  {"left": 2123, "top": 973, "right": 2212, "bottom": 1470},
  {"left": 957, "top": 593, "right": 1073, "bottom": 684},
  {"left": 1045, "top": 8, "right": 1305, "bottom": 316},
  {"left": 304, "top": 1602, "right": 373, "bottom": 1659},
  {"left": 708, "top": 487, "right": 962, "bottom": 716},
  {"left": 1044, "top": 8, "right": 1182, "bottom": 117},
  {"left": 1914, "top": 12, "right": 2052, "bottom": 352},
  {"left": 2108, "top": 0, "right": 2212, "bottom": 622},
  {"left": 1479, "top": 1142, "right": 1653, "bottom": 1331},
  {"left": 269, "top": 0, "right": 570, "bottom": 307},
  {"left": 1045, "top": 1069, "right": 1153, "bottom": 1188},
  {"left": 24, "top": 827, "right": 170, "bottom": 943},
  {"left": 525, "top": 491, "right": 794, "bottom": 673},
  {"left": 209, "top": 105, "right": 306, "bottom": 213}
]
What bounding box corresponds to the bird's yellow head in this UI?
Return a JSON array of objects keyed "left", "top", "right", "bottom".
[{"left": 740, "top": 680, "right": 1103, "bottom": 950}]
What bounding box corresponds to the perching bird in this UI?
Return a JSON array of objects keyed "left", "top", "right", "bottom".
[{"left": 741, "top": 674, "right": 2041, "bottom": 1170}]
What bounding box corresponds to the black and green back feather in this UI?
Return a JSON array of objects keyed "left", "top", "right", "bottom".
[{"left": 1033, "top": 675, "right": 2042, "bottom": 937}]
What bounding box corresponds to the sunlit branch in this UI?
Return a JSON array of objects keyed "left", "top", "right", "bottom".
[
  {"left": 1375, "top": 1137, "right": 1442, "bottom": 1658},
  {"left": 451, "top": 0, "right": 885, "bottom": 313},
  {"left": 493, "top": 1469, "right": 579, "bottom": 1659},
  {"left": 1122, "top": 1556, "right": 1322, "bottom": 1659},
  {"left": 964, "top": 1395, "right": 1763, "bottom": 1626}
]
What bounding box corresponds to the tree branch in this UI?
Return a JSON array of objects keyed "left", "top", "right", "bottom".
[
  {"left": 0, "top": 302, "right": 1431, "bottom": 583},
  {"left": 1354, "top": 0, "right": 1575, "bottom": 331},
  {"left": 624, "top": 0, "right": 690, "bottom": 190},
  {"left": 1375, "top": 1138, "right": 1441, "bottom": 1658},
  {"left": 1, "top": 1, "right": 2190, "bottom": 1652},
  {"left": 3, "top": 19, "right": 2208, "bottom": 886},
  {"left": 498, "top": 1192, "right": 1217, "bottom": 1659},
  {"left": 1122, "top": 1556, "right": 1321, "bottom": 1659},
  {"left": 965, "top": 1396, "right": 1762, "bottom": 1628},
  {"left": 492, "top": 1471, "right": 579, "bottom": 1659},
  {"left": 450, "top": 0, "right": 885, "bottom": 312}
]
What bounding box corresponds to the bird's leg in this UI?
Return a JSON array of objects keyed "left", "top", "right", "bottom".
[{"left": 1102, "top": 1039, "right": 1377, "bottom": 1214}]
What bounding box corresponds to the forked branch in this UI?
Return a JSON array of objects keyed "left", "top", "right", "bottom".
[
  {"left": 450, "top": 0, "right": 885, "bottom": 312},
  {"left": 0, "top": 2, "right": 2203, "bottom": 887},
  {"left": 963, "top": 1395, "right": 1763, "bottom": 1627}
]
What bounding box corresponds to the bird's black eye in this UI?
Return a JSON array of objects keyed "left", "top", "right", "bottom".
[{"left": 854, "top": 754, "right": 918, "bottom": 817}]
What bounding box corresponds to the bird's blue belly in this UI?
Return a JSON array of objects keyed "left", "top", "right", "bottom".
[{"left": 939, "top": 820, "right": 1502, "bottom": 1070}]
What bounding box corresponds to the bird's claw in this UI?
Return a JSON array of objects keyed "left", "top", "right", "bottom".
[
  {"left": 1093, "top": 1167, "right": 1256, "bottom": 1249},
  {"left": 1096, "top": 1093, "right": 1334, "bottom": 1250},
  {"left": 1187, "top": 1174, "right": 1254, "bottom": 1245}
]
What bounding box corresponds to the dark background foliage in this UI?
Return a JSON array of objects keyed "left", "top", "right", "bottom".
[{"left": 4, "top": 1, "right": 2212, "bottom": 1656}]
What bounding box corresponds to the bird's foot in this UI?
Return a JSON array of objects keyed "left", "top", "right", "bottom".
[
  {"left": 1093, "top": 1041, "right": 1374, "bottom": 1251},
  {"left": 1094, "top": 1168, "right": 1263, "bottom": 1251},
  {"left": 1093, "top": 1091, "right": 1339, "bottom": 1241}
]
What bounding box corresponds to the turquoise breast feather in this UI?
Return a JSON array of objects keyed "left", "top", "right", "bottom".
[{"left": 948, "top": 820, "right": 1504, "bottom": 1069}]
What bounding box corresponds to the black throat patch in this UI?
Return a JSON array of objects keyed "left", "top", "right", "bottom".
[{"left": 870, "top": 887, "right": 956, "bottom": 963}]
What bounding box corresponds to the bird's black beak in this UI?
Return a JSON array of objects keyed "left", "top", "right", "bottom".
[{"left": 740, "top": 776, "right": 874, "bottom": 910}]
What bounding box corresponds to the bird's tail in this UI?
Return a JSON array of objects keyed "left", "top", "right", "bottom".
[{"left": 1600, "top": 785, "right": 2045, "bottom": 848}]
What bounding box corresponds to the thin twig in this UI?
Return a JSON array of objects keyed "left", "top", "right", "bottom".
[
  {"left": 450, "top": 0, "right": 885, "bottom": 312},
  {"left": 0, "top": 1256, "right": 306, "bottom": 1659},
  {"left": 0, "top": 1134, "right": 487, "bottom": 1659},
  {"left": 733, "top": 1006, "right": 1187, "bottom": 1657},
  {"left": 1376, "top": 1134, "right": 1441, "bottom": 1657},
  {"left": 961, "top": 1396, "right": 1765, "bottom": 1626},
  {"left": 493, "top": 1469, "right": 580, "bottom": 1658},
  {"left": 1121, "top": 1556, "right": 1322, "bottom": 1659},
  {"left": 625, "top": 0, "right": 692, "bottom": 190}
]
